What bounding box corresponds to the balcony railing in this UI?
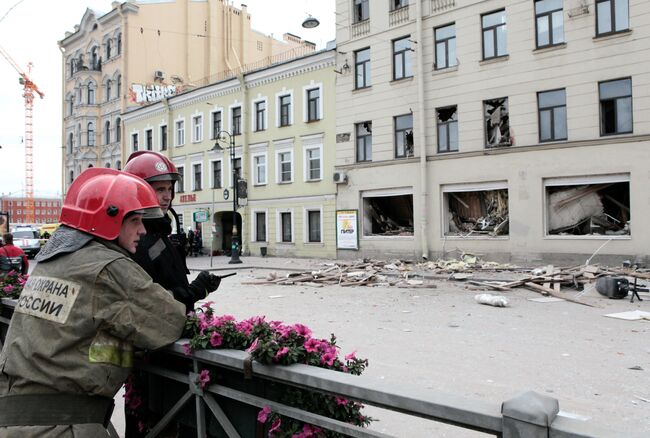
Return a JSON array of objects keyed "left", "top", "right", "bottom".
[
  {"left": 389, "top": 6, "right": 410, "bottom": 27},
  {"left": 351, "top": 19, "right": 371, "bottom": 38},
  {"left": 431, "top": 0, "right": 456, "bottom": 13}
]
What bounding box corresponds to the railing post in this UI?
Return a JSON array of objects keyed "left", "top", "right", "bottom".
[{"left": 501, "top": 391, "right": 559, "bottom": 438}]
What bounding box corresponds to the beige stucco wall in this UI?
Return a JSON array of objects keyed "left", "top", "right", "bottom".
[
  {"left": 335, "top": 0, "right": 650, "bottom": 263},
  {"left": 122, "top": 49, "right": 337, "bottom": 258}
]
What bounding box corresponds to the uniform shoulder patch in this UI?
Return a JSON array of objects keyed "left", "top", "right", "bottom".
[{"left": 14, "top": 276, "right": 81, "bottom": 324}]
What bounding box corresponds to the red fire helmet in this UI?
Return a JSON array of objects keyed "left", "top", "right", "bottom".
[
  {"left": 60, "top": 168, "right": 163, "bottom": 240},
  {"left": 123, "top": 151, "right": 181, "bottom": 183}
]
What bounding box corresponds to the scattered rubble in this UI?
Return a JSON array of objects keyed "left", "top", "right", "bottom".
[{"left": 242, "top": 254, "right": 649, "bottom": 309}]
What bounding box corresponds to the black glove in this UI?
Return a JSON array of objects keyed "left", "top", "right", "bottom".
[{"left": 190, "top": 271, "right": 221, "bottom": 296}]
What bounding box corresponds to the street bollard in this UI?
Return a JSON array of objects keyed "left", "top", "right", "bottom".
[{"left": 501, "top": 390, "right": 559, "bottom": 438}]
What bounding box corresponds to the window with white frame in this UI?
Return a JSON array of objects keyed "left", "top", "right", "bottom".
[
  {"left": 192, "top": 114, "right": 203, "bottom": 143},
  {"left": 277, "top": 150, "right": 293, "bottom": 183},
  {"left": 87, "top": 83, "right": 96, "bottom": 105},
  {"left": 254, "top": 211, "right": 267, "bottom": 242},
  {"left": 279, "top": 211, "right": 293, "bottom": 243},
  {"left": 211, "top": 160, "right": 222, "bottom": 188},
  {"left": 304, "top": 146, "right": 321, "bottom": 181},
  {"left": 192, "top": 163, "right": 202, "bottom": 191},
  {"left": 596, "top": 0, "right": 629, "bottom": 36},
  {"left": 104, "top": 121, "right": 111, "bottom": 145},
  {"left": 211, "top": 110, "right": 222, "bottom": 139},
  {"left": 231, "top": 106, "right": 242, "bottom": 135},
  {"left": 175, "top": 119, "right": 185, "bottom": 146},
  {"left": 116, "top": 117, "right": 121, "bottom": 142},
  {"left": 160, "top": 125, "right": 168, "bottom": 150},
  {"left": 131, "top": 132, "right": 138, "bottom": 152},
  {"left": 279, "top": 94, "right": 292, "bottom": 127},
  {"left": 145, "top": 128, "right": 153, "bottom": 150},
  {"left": 253, "top": 153, "right": 267, "bottom": 185},
  {"left": 87, "top": 122, "right": 95, "bottom": 146},
  {"left": 254, "top": 100, "right": 266, "bottom": 131},
  {"left": 305, "top": 208, "right": 322, "bottom": 243},
  {"left": 176, "top": 165, "right": 185, "bottom": 193},
  {"left": 306, "top": 88, "right": 320, "bottom": 122}
]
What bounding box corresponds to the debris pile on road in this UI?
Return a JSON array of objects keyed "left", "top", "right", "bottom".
[{"left": 241, "top": 254, "right": 650, "bottom": 307}]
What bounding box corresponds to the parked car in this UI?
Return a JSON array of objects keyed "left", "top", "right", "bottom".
[{"left": 10, "top": 226, "right": 41, "bottom": 258}]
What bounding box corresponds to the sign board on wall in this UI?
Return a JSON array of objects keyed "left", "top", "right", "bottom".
[
  {"left": 336, "top": 210, "right": 359, "bottom": 250},
  {"left": 129, "top": 84, "right": 177, "bottom": 104},
  {"left": 193, "top": 211, "right": 209, "bottom": 223}
]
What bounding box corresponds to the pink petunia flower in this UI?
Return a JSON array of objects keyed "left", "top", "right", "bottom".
[
  {"left": 182, "top": 343, "right": 193, "bottom": 355},
  {"left": 320, "top": 352, "right": 336, "bottom": 367},
  {"left": 257, "top": 405, "right": 271, "bottom": 423},
  {"left": 210, "top": 331, "right": 223, "bottom": 347},
  {"left": 246, "top": 338, "right": 259, "bottom": 353},
  {"left": 304, "top": 338, "right": 321, "bottom": 353},
  {"left": 335, "top": 397, "right": 348, "bottom": 406},
  {"left": 345, "top": 351, "right": 357, "bottom": 361},
  {"left": 198, "top": 369, "right": 210, "bottom": 389},
  {"left": 293, "top": 323, "right": 312, "bottom": 338},
  {"left": 274, "top": 347, "right": 289, "bottom": 361},
  {"left": 3, "top": 285, "right": 14, "bottom": 293},
  {"left": 269, "top": 418, "right": 281, "bottom": 434},
  {"left": 201, "top": 301, "right": 215, "bottom": 309}
]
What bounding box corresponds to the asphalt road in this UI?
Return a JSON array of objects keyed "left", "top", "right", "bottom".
[{"left": 26, "top": 256, "right": 650, "bottom": 436}]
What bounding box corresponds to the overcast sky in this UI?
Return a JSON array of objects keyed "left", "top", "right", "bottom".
[{"left": 0, "top": 0, "right": 335, "bottom": 199}]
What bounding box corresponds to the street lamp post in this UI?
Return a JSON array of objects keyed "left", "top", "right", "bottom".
[{"left": 214, "top": 130, "right": 242, "bottom": 264}]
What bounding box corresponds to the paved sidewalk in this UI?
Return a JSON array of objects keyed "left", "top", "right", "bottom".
[{"left": 185, "top": 254, "right": 334, "bottom": 273}]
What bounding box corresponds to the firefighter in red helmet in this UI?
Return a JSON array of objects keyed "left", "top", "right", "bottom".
[
  {"left": 123, "top": 151, "right": 221, "bottom": 313},
  {"left": 0, "top": 168, "right": 186, "bottom": 437}
]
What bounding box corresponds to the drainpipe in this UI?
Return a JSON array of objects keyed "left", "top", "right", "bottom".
[
  {"left": 58, "top": 44, "right": 66, "bottom": 198},
  {"left": 238, "top": 73, "right": 248, "bottom": 253},
  {"left": 415, "top": 0, "right": 429, "bottom": 260}
]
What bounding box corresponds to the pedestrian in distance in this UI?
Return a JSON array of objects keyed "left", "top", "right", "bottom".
[
  {"left": 0, "top": 233, "right": 28, "bottom": 276},
  {"left": 0, "top": 168, "right": 187, "bottom": 437}
]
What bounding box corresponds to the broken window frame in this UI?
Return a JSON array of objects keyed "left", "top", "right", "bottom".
[
  {"left": 436, "top": 105, "right": 459, "bottom": 153},
  {"left": 442, "top": 182, "right": 509, "bottom": 239},
  {"left": 483, "top": 97, "right": 511, "bottom": 148},
  {"left": 361, "top": 190, "right": 414, "bottom": 238},
  {"left": 391, "top": 0, "right": 408, "bottom": 12},
  {"left": 599, "top": 77, "right": 632, "bottom": 136},
  {"left": 535, "top": 0, "right": 564, "bottom": 48},
  {"left": 434, "top": 23, "right": 457, "bottom": 70},
  {"left": 537, "top": 88, "right": 567, "bottom": 142},
  {"left": 394, "top": 114, "right": 413, "bottom": 158},
  {"left": 543, "top": 174, "right": 631, "bottom": 238},
  {"left": 481, "top": 9, "right": 507, "bottom": 60},
  {"left": 355, "top": 121, "right": 372, "bottom": 162}
]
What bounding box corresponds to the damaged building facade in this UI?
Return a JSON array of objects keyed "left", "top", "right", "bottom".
[{"left": 334, "top": 0, "right": 650, "bottom": 263}]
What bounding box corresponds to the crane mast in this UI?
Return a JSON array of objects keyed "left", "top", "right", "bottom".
[{"left": 0, "top": 46, "right": 44, "bottom": 224}]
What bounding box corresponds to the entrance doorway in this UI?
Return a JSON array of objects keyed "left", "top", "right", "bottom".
[{"left": 214, "top": 211, "right": 242, "bottom": 255}]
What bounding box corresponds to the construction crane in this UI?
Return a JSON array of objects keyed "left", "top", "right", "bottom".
[{"left": 0, "top": 45, "right": 44, "bottom": 224}]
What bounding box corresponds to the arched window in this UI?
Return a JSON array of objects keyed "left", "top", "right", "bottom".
[
  {"left": 117, "top": 33, "right": 122, "bottom": 54},
  {"left": 67, "top": 97, "right": 74, "bottom": 116},
  {"left": 68, "top": 132, "right": 74, "bottom": 153},
  {"left": 91, "top": 47, "right": 99, "bottom": 69},
  {"left": 106, "top": 80, "right": 112, "bottom": 101},
  {"left": 116, "top": 160, "right": 122, "bottom": 170},
  {"left": 88, "top": 164, "right": 94, "bottom": 168},
  {"left": 105, "top": 162, "right": 111, "bottom": 168},
  {"left": 69, "top": 170, "right": 74, "bottom": 183},
  {"left": 115, "top": 117, "right": 121, "bottom": 142},
  {"left": 87, "top": 122, "right": 95, "bottom": 146},
  {"left": 106, "top": 39, "right": 112, "bottom": 59},
  {"left": 104, "top": 120, "right": 111, "bottom": 144},
  {"left": 117, "top": 75, "right": 122, "bottom": 98},
  {"left": 87, "top": 83, "right": 95, "bottom": 105}
]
